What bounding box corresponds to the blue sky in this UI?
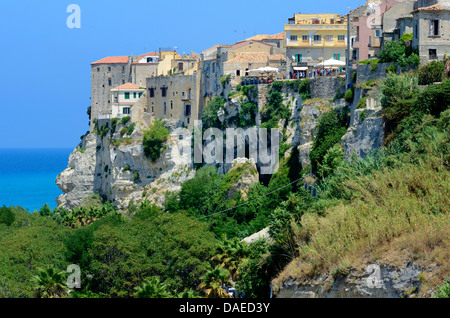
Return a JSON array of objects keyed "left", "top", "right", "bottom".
[{"left": 0, "top": 0, "right": 362, "bottom": 148}]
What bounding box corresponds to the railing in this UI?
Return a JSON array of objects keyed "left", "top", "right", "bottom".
[{"left": 97, "top": 115, "right": 111, "bottom": 120}]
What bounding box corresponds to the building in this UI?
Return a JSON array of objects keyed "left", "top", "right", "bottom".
[
  {"left": 284, "top": 13, "right": 348, "bottom": 77},
  {"left": 412, "top": 0, "right": 450, "bottom": 63},
  {"left": 146, "top": 73, "right": 202, "bottom": 127},
  {"left": 201, "top": 44, "right": 233, "bottom": 98},
  {"left": 246, "top": 32, "right": 287, "bottom": 50},
  {"left": 382, "top": 0, "right": 415, "bottom": 44},
  {"left": 223, "top": 40, "right": 286, "bottom": 79},
  {"left": 111, "top": 83, "right": 145, "bottom": 119},
  {"left": 90, "top": 56, "right": 134, "bottom": 130},
  {"left": 350, "top": 0, "right": 405, "bottom": 62},
  {"left": 132, "top": 52, "right": 159, "bottom": 87}
]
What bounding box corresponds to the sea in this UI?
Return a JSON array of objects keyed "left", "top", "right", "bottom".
[{"left": 0, "top": 148, "right": 73, "bottom": 213}]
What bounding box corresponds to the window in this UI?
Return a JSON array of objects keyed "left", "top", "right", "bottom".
[
  {"left": 124, "top": 92, "right": 130, "bottom": 99},
  {"left": 133, "top": 92, "right": 137, "bottom": 98},
  {"left": 149, "top": 87, "right": 155, "bottom": 98},
  {"left": 302, "top": 35, "right": 309, "bottom": 41},
  {"left": 338, "top": 35, "right": 346, "bottom": 41},
  {"left": 182, "top": 92, "right": 185, "bottom": 97},
  {"left": 333, "top": 54, "right": 341, "bottom": 60},
  {"left": 161, "top": 86, "right": 167, "bottom": 97},
  {"left": 429, "top": 49, "right": 437, "bottom": 60},
  {"left": 290, "top": 35, "right": 298, "bottom": 41},
  {"left": 295, "top": 54, "right": 302, "bottom": 63},
  {"left": 123, "top": 107, "right": 131, "bottom": 115},
  {"left": 185, "top": 105, "right": 191, "bottom": 117},
  {"left": 108, "top": 67, "right": 111, "bottom": 72},
  {"left": 170, "top": 101, "right": 173, "bottom": 110},
  {"left": 164, "top": 102, "right": 167, "bottom": 115},
  {"left": 375, "top": 30, "right": 382, "bottom": 38},
  {"left": 178, "top": 62, "right": 184, "bottom": 71},
  {"left": 139, "top": 93, "right": 142, "bottom": 98},
  {"left": 314, "top": 35, "right": 321, "bottom": 42},
  {"left": 108, "top": 78, "right": 112, "bottom": 86},
  {"left": 312, "top": 19, "right": 319, "bottom": 24},
  {"left": 326, "top": 35, "right": 333, "bottom": 41},
  {"left": 236, "top": 70, "right": 241, "bottom": 76},
  {"left": 430, "top": 19, "right": 439, "bottom": 36}
]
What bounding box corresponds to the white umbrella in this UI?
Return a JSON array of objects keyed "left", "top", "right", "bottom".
[
  {"left": 247, "top": 67, "right": 285, "bottom": 73},
  {"left": 314, "top": 58, "right": 346, "bottom": 68}
]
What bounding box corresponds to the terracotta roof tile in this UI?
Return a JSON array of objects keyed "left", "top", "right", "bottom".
[
  {"left": 246, "top": 32, "right": 286, "bottom": 41},
  {"left": 91, "top": 56, "right": 129, "bottom": 65},
  {"left": 112, "top": 83, "right": 145, "bottom": 90}
]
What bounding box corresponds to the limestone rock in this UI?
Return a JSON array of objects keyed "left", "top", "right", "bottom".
[
  {"left": 342, "top": 107, "right": 384, "bottom": 160},
  {"left": 226, "top": 158, "right": 259, "bottom": 201}
]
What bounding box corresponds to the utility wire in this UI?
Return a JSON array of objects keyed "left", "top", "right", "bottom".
[{"left": 195, "top": 176, "right": 304, "bottom": 220}]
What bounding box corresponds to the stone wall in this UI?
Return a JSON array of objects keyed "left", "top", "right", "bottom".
[{"left": 310, "top": 76, "right": 345, "bottom": 100}]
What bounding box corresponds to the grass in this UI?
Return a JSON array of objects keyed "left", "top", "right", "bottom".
[{"left": 274, "top": 160, "right": 449, "bottom": 293}]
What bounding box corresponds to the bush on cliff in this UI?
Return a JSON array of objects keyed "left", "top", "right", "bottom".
[{"left": 143, "top": 120, "right": 169, "bottom": 162}]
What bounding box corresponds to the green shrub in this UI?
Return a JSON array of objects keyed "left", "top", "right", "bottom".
[
  {"left": 436, "top": 279, "right": 450, "bottom": 298},
  {"left": 122, "top": 164, "right": 131, "bottom": 172},
  {"left": 344, "top": 88, "right": 354, "bottom": 103},
  {"left": 370, "top": 64, "right": 378, "bottom": 72},
  {"left": 110, "top": 118, "right": 118, "bottom": 134},
  {"left": 298, "top": 79, "right": 311, "bottom": 100},
  {"left": 121, "top": 116, "right": 131, "bottom": 126},
  {"left": 201, "top": 97, "right": 225, "bottom": 130},
  {"left": 418, "top": 60, "right": 445, "bottom": 85},
  {"left": 127, "top": 123, "right": 136, "bottom": 135},
  {"left": 143, "top": 120, "right": 169, "bottom": 162},
  {"left": 0, "top": 206, "right": 15, "bottom": 226},
  {"left": 133, "top": 171, "right": 141, "bottom": 183},
  {"left": 310, "top": 108, "right": 349, "bottom": 174}
]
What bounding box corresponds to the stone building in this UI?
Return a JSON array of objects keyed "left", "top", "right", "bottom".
[
  {"left": 412, "top": 0, "right": 450, "bottom": 63},
  {"left": 146, "top": 73, "right": 202, "bottom": 128},
  {"left": 131, "top": 52, "right": 159, "bottom": 87},
  {"left": 90, "top": 56, "right": 135, "bottom": 130},
  {"left": 201, "top": 44, "right": 232, "bottom": 99}
]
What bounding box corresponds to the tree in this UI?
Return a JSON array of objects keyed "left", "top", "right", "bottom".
[
  {"left": 199, "top": 266, "right": 232, "bottom": 298},
  {"left": 0, "top": 206, "right": 15, "bottom": 226},
  {"left": 134, "top": 277, "right": 172, "bottom": 298},
  {"left": 212, "top": 238, "right": 250, "bottom": 281},
  {"left": 31, "top": 267, "right": 68, "bottom": 298}
]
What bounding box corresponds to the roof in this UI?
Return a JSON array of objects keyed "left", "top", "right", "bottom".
[
  {"left": 414, "top": 0, "right": 450, "bottom": 12},
  {"left": 225, "top": 52, "right": 285, "bottom": 64},
  {"left": 232, "top": 40, "right": 274, "bottom": 50},
  {"left": 91, "top": 56, "right": 129, "bottom": 65},
  {"left": 246, "top": 32, "right": 286, "bottom": 41},
  {"left": 132, "top": 52, "right": 159, "bottom": 64},
  {"left": 111, "top": 83, "right": 145, "bottom": 90}
]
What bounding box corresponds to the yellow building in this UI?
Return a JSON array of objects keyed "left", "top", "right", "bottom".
[{"left": 284, "top": 13, "right": 348, "bottom": 77}]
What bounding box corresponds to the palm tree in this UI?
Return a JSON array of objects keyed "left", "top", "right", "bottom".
[
  {"left": 31, "top": 267, "right": 68, "bottom": 298},
  {"left": 134, "top": 277, "right": 172, "bottom": 298},
  {"left": 198, "top": 266, "right": 233, "bottom": 298},
  {"left": 211, "top": 238, "right": 250, "bottom": 281}
]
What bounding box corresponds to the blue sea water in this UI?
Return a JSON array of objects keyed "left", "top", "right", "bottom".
[{"left": 0, "top": 148, "right": 73, "bottom": 213}]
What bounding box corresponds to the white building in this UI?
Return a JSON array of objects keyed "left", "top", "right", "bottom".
[{"left": 111, "top": 83, "right": 145, "bottom": 119}]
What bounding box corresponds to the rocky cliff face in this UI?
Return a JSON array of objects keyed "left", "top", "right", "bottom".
[
  {"left": 57, "top": 121, "right": 194, "bottom": 210},
  {"left": 275, "top": 262, "right": 435, "bottom": 298}
]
